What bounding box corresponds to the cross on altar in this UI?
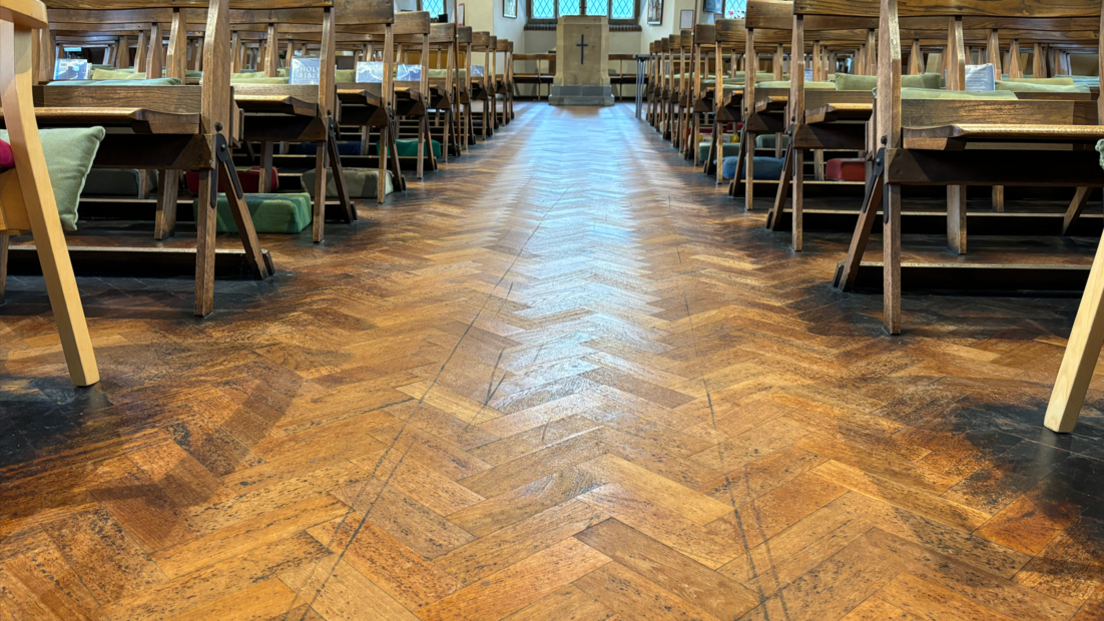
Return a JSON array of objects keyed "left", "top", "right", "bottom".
[{"left": 576, "top": 34, "right": 588, "bottom": 64}]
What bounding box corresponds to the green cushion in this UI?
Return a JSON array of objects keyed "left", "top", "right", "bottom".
[
  {"left": 756, "top": 80, "right": 835, "bottom": 90},
  {"left": 1002, "top": 77, "right": 1075, "bottom": 85},
  {"left": 190, "top": 193, "right": 312, "bottom": 234},
  {"left": 336, "top": 69, "right": 357, "bottom": 82},
  {"left": 302, "top": 168, "right": 392, "bottom": 199},
  {"left": 756, "top": 133, "right": 789, "bottom": 149},
  {"left": 91, "top": 68, "right": 152, "bottom": 80},
  {"left": 835, "top": 73, "right": 941, "bottom": 91},
  {"left": 995, "top": 81, "right": 1089, "bottom": 93},
  {"left": 394, "top": 139, "right": 441, "bottom": 158},
  {"left": 900, "top": 88, "right": 1017, "bottom": 100},
  {"left": 81, "top": 169, "right": 158, "bottom": 195},
  {"left": 230, "top": 75, "right": 290, "bottom": 84},
  {"left": 277, "top": 68, "right": 289, "bottom": 77},
  {"left": 52, "top": 78, "right": 182, "bottom": 87},
  {"left": 0, "top": 127, "right": 105, "bottom": 231},
  {"left": 698, "top": 141, "right": 740, "bottom": 162}
]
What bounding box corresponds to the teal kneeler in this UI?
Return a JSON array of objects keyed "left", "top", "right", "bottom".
[{"left": 192, "top": 193, "right": 312, "bottom": 234}]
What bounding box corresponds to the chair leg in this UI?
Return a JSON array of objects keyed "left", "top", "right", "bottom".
[
  {"left": 835, "top": 159, "right": 885, "bottom": 292},
  {"left": 0, "top": 233, "right": 7, "bottom": 305},
  {"left": 377, "top": 122, "right": 388, "bottom": 204},
  {"left": 992, "top": 185, "right": 1005, "bottom": 212},
  {"left": 1045, "top": 229, "right": 1104, "bottom": 432},
  {"left": 744, "top": 133, "right": 756, "bottom": 210},
  {"left": 258, "top": 141, "right": 274, "bottom": 193},
  {"left": 793, "top": 149, "right": 804, "bottom": 252},
  {"left": 416, "top": 114, "right": 425, "bottom": 180},
  {"left": 194, "top": 168, "right": 217, "bottom": 317},
  {"left": 947, "top": 185, "right": 967, "bottom": 255},
  {"left": 883, "top": 183, "right": 903, "bottom": 335},
  {"left": 1063, "top": 187, "right": 1092, "bottom": 236},
  {"left": 766, "top": 142, "right": 793, "bottom": 231},
  {"left": 312, "top": 147, "right": 328, "bottom": 243},
  {"left": 326, "top": 123, "right": 354, "bottom": 222},
  {"left": 154, "top": 170, "right": 179, "bottom": 240},
  {"left": 387, "top": 115, "right": 405, "bottom": 191},
  {"left": 217, "top": 159, "right": 270, "bottom": 280}
]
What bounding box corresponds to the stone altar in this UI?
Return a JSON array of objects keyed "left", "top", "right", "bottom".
[{"left": 549, "top": 15, "right": 614, "bottom": 106}]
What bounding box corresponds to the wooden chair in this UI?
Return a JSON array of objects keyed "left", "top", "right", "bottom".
[
  {"left": 24, "top": 0, "right": 271, "bottom": 318},
  {"left": 0, "top": 0, "right": 98, "bottom": 386},
  {"left": 425, "top": 22, "right": 459, "bottom": 163},
  {"left": 229, "top": 4, "right": 359, "bottom": 240},
  {"left": 469, "top": 31, "right": 494, "bottom": 141},
  {"left": 796, "top": 0, "right": 1104, "bottom": 336}
]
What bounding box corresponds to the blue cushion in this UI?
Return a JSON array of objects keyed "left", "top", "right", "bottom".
[{"left": 723, "top": 156, "right": 785, "bottom": 181}]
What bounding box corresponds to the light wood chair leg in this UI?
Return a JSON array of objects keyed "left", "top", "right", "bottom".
[
  {"left": 992, "top": 185, "right": 1005, "bottom": 212},
  {"left": 326, "top": 129, "right": 353, "bottom": 222},
  {"left": 154, "top": 170, "right": 179, "bottom": 240},
  {"left": 767, "top": 143, "right": 794, "bottom": 231},
  {"left": 883, "top": 183, "right": 902, "bottom": 335},
  {"left": 1045, "top": 228, "right": 1104, "bottom": 433},
  {"left": 416, "top": 115, "right": 425, "bottom": 180}
]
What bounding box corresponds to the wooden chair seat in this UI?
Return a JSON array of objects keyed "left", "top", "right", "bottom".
[
  {"left": 230, "top": 95, "right": 316, "bottom": 116},
  {"left": 1, "top": 107, "right": 199, "bottom": 133},
  {"left": 806, "top": 102, "right": 873, "bottom": 124},
  {"left": 902, "top": 123, "right": 1104, "bottom": 150},
  {"left": 755, "top": 95, "right": 788, "bottom": 115}
]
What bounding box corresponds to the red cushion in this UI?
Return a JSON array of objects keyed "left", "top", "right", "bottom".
[
  {"left": 185, "top": 166, "right": 279, "bottom": 194},
  {"left": 825, "top": 158, "right": 865, "bottom": 182},
  {"left": 0, "top": 139, "right": 14, "bottom": 169}
]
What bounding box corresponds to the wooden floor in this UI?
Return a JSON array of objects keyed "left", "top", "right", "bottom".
[{"left": 3, "top": 103, "right": 1104, "bottom": 621}]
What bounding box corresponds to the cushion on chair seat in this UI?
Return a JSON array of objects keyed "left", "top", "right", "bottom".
[
  {"left": 755, "top": 133, "right": 789, "bottom": 149},
  {"left": 301, "top": 167, "right": 392, "bottom": 199},
  {"left": 91, "top": 68, "right": 152, "bottom": 80},
  {"left": 230, "top": 74, "right": 290, "bottom": 84},
  {"left": 394, "top": 139, "right": 442, "bottom": 158},
  {"left": 721, "top": 156, "right": 785, "bottom": 181},
  {"left": 0, "top": 127, "right": 105, "bottom": 231},
  {"left": 1002, "top": 77, "right": 1075, "bottom": 85},
  {"left": 825, "top": 158, "right": 865, "bottom": 182},
  {"left": 82, "top": 169, "right": 159, "bottom": 195},
  {"left": 835, "top": 73, "right": 941, "bottom": 91},
  {"left": 756, "top": 80, "right": 835, "bottom": 90},
  {"left": 53, "top": 78, "right": 182, "bottom": 86},
  {"left": 900, "top": 88, "right": 1017, "bottom": 100},
  {"left": 995, "top": 81, "right": 1089, "bottom": 93},
  {"left": 698, "top": 141, "right": 740, "bottom": 162},
  {"left": 190, "top": 192, "right": 312, "bottom": 234}
]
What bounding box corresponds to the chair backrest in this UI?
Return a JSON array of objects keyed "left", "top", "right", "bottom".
[{"left": 795, "top": 0, "right": 1104, "bottom": 149}]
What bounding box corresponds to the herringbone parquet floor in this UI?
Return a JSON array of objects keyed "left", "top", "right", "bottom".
[{"left": 3, "top": 103, "right": 1104, "bottom": 621}]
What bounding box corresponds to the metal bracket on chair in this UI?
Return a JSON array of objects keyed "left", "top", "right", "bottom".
[{"left": 214, "top": 132, "right": 245, "bottom": 203}]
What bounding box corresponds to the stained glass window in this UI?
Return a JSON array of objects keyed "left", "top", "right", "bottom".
[
  {"left": 532, "top": 0, "right": 555, "bottom": 17},
  {"left": 559, "top": 0, "right": 581, "bottom": 15},
  {"left": 610, "top": 0, "right": 633, "bottom": 18},
  {"left": 723, "top": 0, "right": 745, "bottom": 18},
  {"left": 422, "top": 0, "right": 445, "bottom": 17}
]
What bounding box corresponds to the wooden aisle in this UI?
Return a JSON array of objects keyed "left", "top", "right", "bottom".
[{"left": 2, "top": 103, "right": 1104, "bottom": 621}]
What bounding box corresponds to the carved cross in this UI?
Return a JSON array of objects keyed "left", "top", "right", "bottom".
[{"left": 577, "top": 34, "right": 589, "bottom": 64}]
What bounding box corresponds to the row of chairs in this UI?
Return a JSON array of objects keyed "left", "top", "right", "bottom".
[
  {"left": 642, "top": 0, "right": 1104, "bottom": 433},
  {"left": 0, "top": 0, "right": 519, "bottom": 388}
]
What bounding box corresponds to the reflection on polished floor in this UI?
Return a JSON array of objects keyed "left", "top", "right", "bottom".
[{"left": 2, "top": 103, "right": 1103, "bottom": 621}]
